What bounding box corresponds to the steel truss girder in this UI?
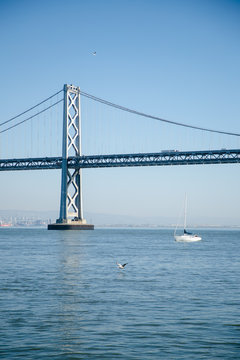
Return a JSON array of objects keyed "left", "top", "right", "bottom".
[
  {"left": 1, "top": 149, "right": 240, "bottom": 171},
  {"left": 69, "top": 149, "right": 240, "bottom": 168},
  {"left": 0, "top": 157, "right": 62, "bottom": 171}
]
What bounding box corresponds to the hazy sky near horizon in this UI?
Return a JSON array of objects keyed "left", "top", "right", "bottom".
[{"left": 0, "top": 0, "right": 240, "bottom": 225}]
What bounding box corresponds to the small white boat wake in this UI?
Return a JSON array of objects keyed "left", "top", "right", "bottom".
[{"left": 116, "top": 261, "right": 127, "bottom": 269}]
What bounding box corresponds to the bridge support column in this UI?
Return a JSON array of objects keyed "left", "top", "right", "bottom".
[{"left": 48, "top": 84, "right": 94, "bottom": 230}]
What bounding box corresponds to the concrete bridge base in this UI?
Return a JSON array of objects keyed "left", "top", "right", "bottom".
[{"left": 48, "top": 219, "right": 94, "bottom": 230}]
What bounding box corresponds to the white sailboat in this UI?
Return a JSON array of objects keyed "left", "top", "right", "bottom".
[{"left": 174, "top": 195, "right": 202, "bottom": 242}]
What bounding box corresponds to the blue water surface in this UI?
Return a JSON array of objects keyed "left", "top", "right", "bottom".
[{"left": 0, "top": 228, "right": 240, "bottom": 359}]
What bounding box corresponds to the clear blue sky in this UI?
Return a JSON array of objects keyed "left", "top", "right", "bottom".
[{"left": 0, "top": 0, "right": 240, "bottom": 225}]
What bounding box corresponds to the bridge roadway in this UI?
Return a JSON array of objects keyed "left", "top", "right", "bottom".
[{"left": 0, "top": 149, "right": 240, "bottom": 171}]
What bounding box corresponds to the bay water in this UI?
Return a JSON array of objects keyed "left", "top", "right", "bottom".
[{"left": 0, "top": 228, "right": 240, "bottom": 359}]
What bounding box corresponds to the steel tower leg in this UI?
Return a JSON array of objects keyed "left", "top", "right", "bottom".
[{"left": 48, "top": 84, "right": 94, "bottom": 230}]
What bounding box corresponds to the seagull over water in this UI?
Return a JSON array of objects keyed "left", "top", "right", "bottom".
[{"left": 116, "top": 261, "right": 127, "bottom": 269}]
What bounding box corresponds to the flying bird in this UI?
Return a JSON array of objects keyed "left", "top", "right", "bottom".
[
  {"left": 116, "top": 261, "right": 127, "bottom": 269},
  {"left": 92, "top": 51, "right": 96, "bottom": 56}
]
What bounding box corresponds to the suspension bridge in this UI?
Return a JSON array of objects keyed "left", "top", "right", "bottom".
[{"left": 1, "top": 84, "right": 240, "bottom": 229}]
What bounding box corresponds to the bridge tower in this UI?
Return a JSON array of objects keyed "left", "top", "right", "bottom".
[{"left": 48, "top": 84, "right": 94, "bottom": 230}]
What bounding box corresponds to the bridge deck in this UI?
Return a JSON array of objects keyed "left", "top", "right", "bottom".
[{"left": 0, "top": 149, "right": 240, "bottom": 171}]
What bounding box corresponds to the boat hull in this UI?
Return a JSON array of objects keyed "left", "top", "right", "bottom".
[{"left": 174, "top": 234, "right": 201, "bottom": 242}]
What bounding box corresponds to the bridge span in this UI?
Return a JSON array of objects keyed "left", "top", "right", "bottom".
[
  {"left": 0, "top": 149, "right": 240, "bottom": 171},
  {"left": 1, "top": 84, "right": 240, "bottom": 230}
]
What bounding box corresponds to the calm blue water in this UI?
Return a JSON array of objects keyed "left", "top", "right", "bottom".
[{"left": 0, "top": 228, "right": 240, "bottom": 359}]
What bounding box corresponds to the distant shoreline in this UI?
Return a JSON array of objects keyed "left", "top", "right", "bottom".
[
  {"left": 2, "top": 225, "right": 240, "bottom": 230},
  {"left": 95, "top": 225, "right": 240, "bottom": 229}
]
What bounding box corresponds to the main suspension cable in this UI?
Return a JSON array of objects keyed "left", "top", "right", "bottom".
[
  {"left": 80, "top": 91, "right": 240, "bottom": 137},
  {"left": 2, "top": 87, "right": 239, "bottom": 138},
  {"left": 0, "top": 99, "right": 63, "bottom": 134},
  {"left": 0, "top": 89, "right": 63, "bottom": 127}
]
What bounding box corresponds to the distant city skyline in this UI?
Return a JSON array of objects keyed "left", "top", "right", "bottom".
[
  {"left": 1, "top": 207, "right": 240, "bottom": 228},
  {"left": 0, "top": 0, "right": 240, "bottom": 226}
]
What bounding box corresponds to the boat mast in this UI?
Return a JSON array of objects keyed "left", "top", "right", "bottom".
[{"left": 184, "top": 194, "right": 187, "bottom": 231}]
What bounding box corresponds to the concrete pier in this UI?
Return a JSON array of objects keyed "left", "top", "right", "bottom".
[{"left": 48, "top": 219, "right": 94, "bottom": 230}]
